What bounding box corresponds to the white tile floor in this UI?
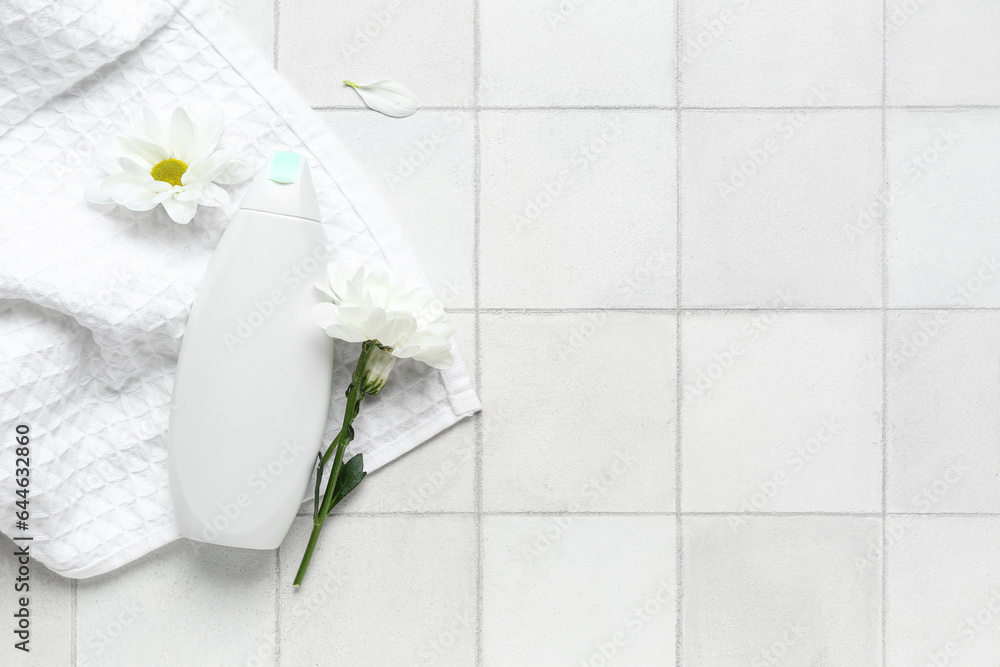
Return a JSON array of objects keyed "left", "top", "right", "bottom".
[{"left": 4, "top": 0, "right": 1000, "bottom": 665}]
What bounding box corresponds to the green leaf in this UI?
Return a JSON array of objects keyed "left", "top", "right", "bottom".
[{"left": 332, "top": 453, "right": 367, "bottom": 505}]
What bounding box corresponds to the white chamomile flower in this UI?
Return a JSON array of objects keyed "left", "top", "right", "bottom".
[
  {"left": 297, "top": 263, "right": 457, "bottom": 586},
  {"left": 312, "top": 263, "right": 455, "bottom": 373},
  {"left": 84, "top": 104, "right": 259, "bottom": 224}
]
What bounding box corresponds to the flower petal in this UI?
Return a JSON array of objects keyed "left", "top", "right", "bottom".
[
  {"left": 212, "top": 153, "right": 261, "bottom": 185},
  {"left": 194, "top": 106, "right": 225, "bottom": 159},
  {"left": 161, "top": 195, "right": 199, "bottom": 224},
  {"left": 345, "top": 80, "right": 419, "bottom": 118},
  {"left": 131, "top": 104, "right": 167, "bottom": 145},
  {"left": 169, "top": 106, "right": 198, "bottom": 164},
  {"left": 118, "top": 134, "right": 169, "bottom": 167},
  {"left": 195, "top": 183, "right": 229, "bottom": 207},
  {"left": 84, "top": 177, "right": 113, "bottom": 204},
  {"left": 312, "top": 302, "right": 341, "bottom": 329},
  {"left": 109, "top": 182, "right": 163, "bottom": 211}
]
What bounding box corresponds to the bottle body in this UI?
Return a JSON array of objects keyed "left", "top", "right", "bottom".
[{"left": 168, "top": 208, "right": 332, "bottom": 548}]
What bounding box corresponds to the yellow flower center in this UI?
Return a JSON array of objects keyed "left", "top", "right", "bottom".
[{"left": 150, "top": 158, "right": 188, "bottom": 187}]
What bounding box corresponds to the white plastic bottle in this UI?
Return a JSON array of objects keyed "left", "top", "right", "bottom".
[{"left": 168, "top": 151, "right": 333, "bottom": 549}]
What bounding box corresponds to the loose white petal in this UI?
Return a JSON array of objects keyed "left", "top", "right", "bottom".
[{"left": 344, "top": 80, "right": 419, "bottom": 118}]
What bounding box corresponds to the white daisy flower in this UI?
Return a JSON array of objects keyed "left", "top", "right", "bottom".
[
  {"left": 312, "top": 263, "right": 456, "bottom": 372},
  {"left": 84, "top": 104, "right": 259, "bottom": 224}
]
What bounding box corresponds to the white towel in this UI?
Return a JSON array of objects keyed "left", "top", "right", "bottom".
[{"left": 0, "top": 0, "right": 480, "bottom": 578}]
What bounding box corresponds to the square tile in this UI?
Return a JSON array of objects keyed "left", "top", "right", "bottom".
[
  {"left": 887, "top": 0, "right": 1000, "bottom": 105},
  {"left": 77, "top": 540, "right": 275, "bottom": 666},
  {"left": 887, "top": 311, "right": 1000, "bottom": 512},
  {"left": 482, "top": 312, "right": 676, "bottom": 513},
  {"left": 681, "top": 110, "right": 883, "bottom": 307},
  {"left": 483, "top": 515, "right": 676, "bottom": 666},
  {"left": 323, "top": 111, "right": 475, "bottom": 307},
  {"left": 480, "top": 110, "right": 676, "bottom": 308},
  {"left": 887, "top": 110, "right": 1000, "bottom": 307},
  {"left": 277, "top": 0, "right": 474, "bottom": 107},
  {"left": 680, "top": 0, "right": 882, "bottom": 106},
  {"left": 279, "top": 515, "right": 476, "bottom": 666},
  {"left": 333, "top": 420, "right": 475, "bottom": 514},
  {"left": 682, "top": 312, "right": 883, "bottom": 513},
  {"left": 683, "top": 516, "right": 882, "bottom": 666},
  {"left": 0, "top": 535, "right": 71, "bottom": 666},
  {"left": 479, "top": 0, "right": 675, "bottom": 107},
  {"left": 217, "top": 0, "right": 274, "bottom": 61},
  {"left": 886, "top": 517, "right": 1000, "bottom": 666}
]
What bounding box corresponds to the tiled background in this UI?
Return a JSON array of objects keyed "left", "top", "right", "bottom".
[{"left": 4, "top": 0, "right": 1000, "bottom": 664}]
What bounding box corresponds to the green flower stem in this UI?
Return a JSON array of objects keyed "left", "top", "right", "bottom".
[
  {"left": 343, "top": 80, "right": 359, "bottom": 89},
  {"left": 293, "top": 341, "right": 376, "bottom": 587}
]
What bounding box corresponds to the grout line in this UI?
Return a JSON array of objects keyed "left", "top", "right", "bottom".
[
  {"left": 272, "top": 0, "right": 281, "bottom": 637},
  {"left": 311, "top": 104, "right": 1000, "bottom": 112},
  {"left": 298, "top": 510, "right": 476, "bottom": 517},
  {"left": 675, "top": 1, "right": 684, "bottom": 664},
  {"left": 460, "top": 306, "right": 1000, "bottom": 314},
  {"left": 288, "top": 510, "right": 1000, "bottom": 519},
  {"left": 893, "top": 104, "right": 1000, "bottom": 110},
  {"left": 881, "top": 0, "right": 890, "bottom": 663},
  {"left": 473, "top": 0, "right": 484, "bottom": 663},
  {"left": 272, "top": 0, "right": 280, "bottom": 70},
  {"left": 71, "top": 579, "right": 77, "bottom": 666},
  {"left": 274, "top": 549, "right": 281, "bottom": 665}
]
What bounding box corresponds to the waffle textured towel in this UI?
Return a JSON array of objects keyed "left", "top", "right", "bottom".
[{"left": 0, "top": 0, "right": 480, "bottom": 577}]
